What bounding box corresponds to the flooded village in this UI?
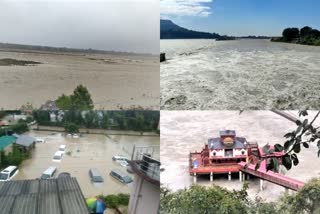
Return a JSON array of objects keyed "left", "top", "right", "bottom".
[{"left": 0, "top": 110, "right": 160, "bottom": 213}]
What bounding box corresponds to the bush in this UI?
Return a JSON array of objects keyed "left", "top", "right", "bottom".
[{"left": 97, "top": 194, "right": 130, "bottom": 209}]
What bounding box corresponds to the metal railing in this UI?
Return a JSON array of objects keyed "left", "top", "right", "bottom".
[{"left": 131, "top": 145, "right": 160, "bottom": 181}]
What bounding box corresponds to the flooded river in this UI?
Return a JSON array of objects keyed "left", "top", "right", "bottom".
[
  {"left": 161, "top": 39, "right": 320, "bottom": 110},
  {"left": 160, "top": 111, "right": 320, "bottom": 201},
  {"left": 15, "top": 130, "right": 159, "bottom": 197}
]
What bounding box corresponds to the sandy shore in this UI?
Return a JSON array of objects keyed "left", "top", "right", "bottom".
[
  {"left": 0, "top": 49, "right": 159, "bottom": 110},
  {"left": 160, "top": 111, "right": 320, "bottom": 201}
]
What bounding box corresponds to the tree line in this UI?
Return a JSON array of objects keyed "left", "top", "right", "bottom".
[
  {"left": 33, "top": 110, "right": 160, "bottom": 133},
  {"left": 271, "top": 26, "right": 320, "bottom": 46},
  {"left": 161, "top": 179, "right": 320, "bottom": 214}
]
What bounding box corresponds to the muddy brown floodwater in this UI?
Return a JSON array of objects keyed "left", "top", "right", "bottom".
[
  {"left": 0, "top": 49, "right": 159, "bottom": 109},
  {"left": 14, "top": 130, "right": 159, "bottom": 197},
  {"left": 160, "top": 111, "right": 320, "bottom": 201}
]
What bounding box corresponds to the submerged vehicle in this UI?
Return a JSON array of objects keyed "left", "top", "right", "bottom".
[
  {"left": 0, "top": 166, "right": 19, "bottom": 181},
  {"left": 110, "top": 169, "right": 133, "bottom": 184}
]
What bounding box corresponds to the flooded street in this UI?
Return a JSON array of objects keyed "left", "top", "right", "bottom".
[
  {"left": 160, "top": 111, "right": 320, "bottom": 201},
  {"left": 15, "top": 130, "right": 159, "bottom": 197},
  {"left": 161, "top": 39, "right": 320, "bottom": 110}
]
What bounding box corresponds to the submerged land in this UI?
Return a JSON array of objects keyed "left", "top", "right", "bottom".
[{"left": 0, "top": 44, "right": 159, "bottom": 110}]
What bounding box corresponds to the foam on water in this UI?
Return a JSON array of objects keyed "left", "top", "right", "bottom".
[{"left": 161, "top": 39, "right": 320, "bottom": 109}]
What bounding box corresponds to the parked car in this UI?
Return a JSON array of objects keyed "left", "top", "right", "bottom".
[
  {"left": 73, "top": 134, "right": 79, "bottom": 138},
  {"left": 59, "top": 145, "right": 66, "bottom": 153},
  {"left": 112, "top": 155, "right": 129, "bottom": 162},
  {"left": 0, "top": 166, "right": 19, "bottom": 181},
  {"left": 89, "top": 168, "right": 104, "bottom": 183},
  {"left": 41, "top": 166, "right": 57, "bottom": 179},
  {"left": 52, "top": 151, "right": 64, "bottom": 162},
  {"left": 118, "top": 160, "right": 129, "bottom": 167},
  {"left": 110, "top": 169, "right": 133, "bottom": 184},
  {"left": 36, "top": 138, "right": 45, "bottom": 143}
]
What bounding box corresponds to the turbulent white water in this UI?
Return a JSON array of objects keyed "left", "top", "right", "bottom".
[{"left": 161, "top": 39, "right": 320, "bottom": 110}]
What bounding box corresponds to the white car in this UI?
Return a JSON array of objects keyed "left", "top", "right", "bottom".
[
  {"left": 112, "top": 155, "right": 129, "bottom": 162},
  {"left": 58, "top": 145, "right": 66, "bottom": 153},
  {"left": 118, "top": 160, "right": 129, "bottom": 167},
  {"left": 72, "top": 134, "right": 79, "bottom": 138},
  {"left": 0, "top": 166, "right": 19, "bottom": 181},
  {"left": 36, "top": 138, "right": 45, "bottom": 143},
  {"left": 52, "top": 151, "right": 64, "bottom": 162}
]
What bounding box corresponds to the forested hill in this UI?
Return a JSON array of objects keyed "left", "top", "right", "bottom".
[{"left": 160, "top": 19, "right": 234, "bottom": 40}]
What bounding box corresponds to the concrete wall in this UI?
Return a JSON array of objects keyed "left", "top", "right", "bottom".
[{"left": 128, "top": 174, "right": 160, "bottom": 214}]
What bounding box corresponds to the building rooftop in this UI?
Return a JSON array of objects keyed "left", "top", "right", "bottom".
[
  {"left": 208, "top": 137, "right": 246, "bottom": 150},
  {"left": 15, "top": 135, "right": 36, "bottom": 147},
  {"left": 0, "top": 177, "right": 90, "bottom": 214},
  {"left": 219, "top": 130, "right": 236, "bottom": 137},
  {"left": 0, "top": 135, "right": 17, "bottom": 150}
]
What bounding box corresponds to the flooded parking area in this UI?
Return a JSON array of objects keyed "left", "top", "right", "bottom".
[{"left": 14, "top": 130, "right": 159, "bottom": 197}]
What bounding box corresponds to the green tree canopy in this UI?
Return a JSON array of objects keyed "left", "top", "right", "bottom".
[
  {"left": 282, "top": 28, "right": 300, "bottom": 41},
  {"left": 64, "top": 122, "right": 79, "bottom": 133},
  {"left": 56, "top": 94, "right": 72, "bottom": 110},
  {"left": 70, "top": 85, "right": 94, "bottom": 110},
  {"left": 55, "top": 85, "right": 94, "bottom": 110}
]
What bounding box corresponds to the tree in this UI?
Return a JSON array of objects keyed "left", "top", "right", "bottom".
[
  {"left": 64, "top": 122, "right": 79, "bottom": 133},
  {"left": 282, "top": 28, "right": 300, "bottom": 41},
  {"left": 55, "top": 85, "right": 94, "bottom": 110},
  {"left": 257, "top": 111, "right": 320, "bottom": 172},
  {"left": 70, "top": 85, "right": 94, "bottom": 110},
  {"left": 300, "top": 26, "right": 312, "bottom": 37},
  {"left": 56, "top": 94, "right": 72, "bottom": 110},
  {"left": 161, "top": 185, "right": 248, "bottom": 214}
]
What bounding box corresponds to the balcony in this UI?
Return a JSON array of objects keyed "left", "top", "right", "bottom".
[{"left": 129, "top": 145, "right": 160, "bottom": 185}]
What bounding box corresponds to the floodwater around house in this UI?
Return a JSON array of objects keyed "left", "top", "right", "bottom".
[
  {"left": 160, "top": 39, "right": 320, "bottom": 110},
  {"left": 160, "top": 111, "right": 320, "bottom": 201},
  {"left": 14, "top": 130, "right": 159, "bottom": 197}
]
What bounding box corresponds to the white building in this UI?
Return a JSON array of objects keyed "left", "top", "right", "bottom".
[{"left": 128, "top": 145, "right": 160, "bottom": 214}]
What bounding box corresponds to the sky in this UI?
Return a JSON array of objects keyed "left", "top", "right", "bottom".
[
  {"left": 0, "top": 0, "right": 159, "bottom": 54},
  {"left": 160, "top": 0, "right": 320, "bottom": 36}
]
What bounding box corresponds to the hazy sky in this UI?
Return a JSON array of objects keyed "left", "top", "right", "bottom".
[
  {"left": 161, "top": 0, "right": 320, "bottom": 36},
  {"left": 0, "top": 0, "right": 159, "bottom": 54}
]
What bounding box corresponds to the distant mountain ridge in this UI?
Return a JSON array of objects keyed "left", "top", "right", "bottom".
[{"left": 160, "top": 19, "right": 234, "bottom": 40}]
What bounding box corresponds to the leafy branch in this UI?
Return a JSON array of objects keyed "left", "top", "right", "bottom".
[{"left": 257, "top": 111, "right": 320, "bottom": 171}]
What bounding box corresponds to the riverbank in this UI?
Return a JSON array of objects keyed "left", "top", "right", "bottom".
[{"left": 271, "top": 37, "right": 320, "bottom": 46}]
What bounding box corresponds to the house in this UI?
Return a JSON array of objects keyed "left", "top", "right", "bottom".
[
  {"left": 40, "top": 100, "right": 59, "bottom": 111},
  {"left": 15, "top": 135, "right": 36, "bottom": 151},
  {"left": 0, "top": 176, "right": 90, "bottom": 214},
  {"left": 208, "top": 130, "right": 247, "bottom": 158},
  {"left": 128, "top": 145, "right": 160, "bottom": 214},
  {"left": 0, "top": 135, "right": 17, "bottom": 153}
]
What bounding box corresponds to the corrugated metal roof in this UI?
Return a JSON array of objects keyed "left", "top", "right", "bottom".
[
  {"left": 0, "top": 135, "right": 17, "bottom": 150},
  {"left": 15, "top": 135, "right": 36, "bottom": 147},
  {"left": 0, "top": 177, "right": 90, "bottom": 214}
]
